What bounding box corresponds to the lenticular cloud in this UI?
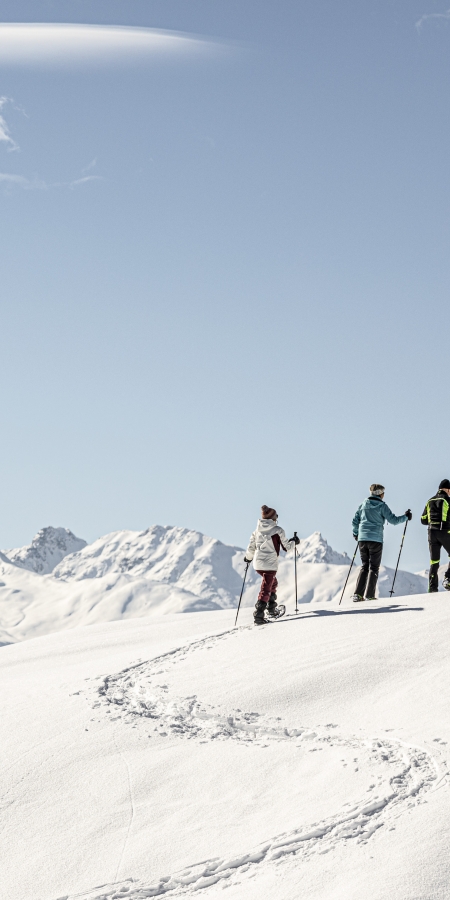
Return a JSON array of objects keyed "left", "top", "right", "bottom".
[{"left": 0, "top": 23, "right": 223, "bottom": 67}]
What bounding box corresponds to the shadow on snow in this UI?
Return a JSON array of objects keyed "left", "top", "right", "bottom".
[{"left": 273, "top": 604, "right": 424, "bottom": 623}]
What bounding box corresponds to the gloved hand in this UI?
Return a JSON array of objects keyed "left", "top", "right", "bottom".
[
  {"left": 405, "top": 509, "right": 412, "bottom": 521},
  {"left": 289, "top": 535, "right": 300, "bottom": 545},
  {"left": 244, "top": 557, "right": 251, "bottom": 564},
  {"left": 353, "top": 534, "right": 358, "bottom": 541}
]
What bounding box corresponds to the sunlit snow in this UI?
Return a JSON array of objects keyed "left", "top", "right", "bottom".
[{"left": 0, "top": 525, "right": 429, "bottom": 644}]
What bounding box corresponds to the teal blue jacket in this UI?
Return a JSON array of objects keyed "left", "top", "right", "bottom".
[{"left": 352, "top": 496, "right": 406, "bottom": 543}]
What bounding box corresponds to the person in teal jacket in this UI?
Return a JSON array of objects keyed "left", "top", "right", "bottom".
[{"left": 351, "top": 484, "right": 411, "bottom": 602}]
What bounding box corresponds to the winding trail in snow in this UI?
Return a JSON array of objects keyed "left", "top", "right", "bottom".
[{"left": 61, "top": 628, "right": 442, "bottom": 899}]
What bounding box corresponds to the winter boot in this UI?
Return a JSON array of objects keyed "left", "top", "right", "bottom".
[
  {"left": 267, "top": 592, "right": 278, "bottom": 617},
  {"left": 443, "top": 573, "right": 450, "bottom": 591},
  {"left": 365, "top": 570, "right": 379, "bottom": 602},
  {"left": 428, "top": 564, "right": 439, "bottom": 593},
  {"left": 351, "top": 594, "right": 365, "bottom": 603},
  {"left": 254, "top": 599, "right": 268, "bottom": 625}
]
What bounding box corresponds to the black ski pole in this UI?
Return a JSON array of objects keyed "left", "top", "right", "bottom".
[
  {"left": 235, "top": 561, "right": 250, "bottom": 626},
  {"left": 294, "top": 531, "right": 298, "bottom": 614},
  {"left": 339, "top": 543, "right": 359, "bottom": 606},
  {"left": 389, "top": 520, "right": 408, "bottom": 597}
]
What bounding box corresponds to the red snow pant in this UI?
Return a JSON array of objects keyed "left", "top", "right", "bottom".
[{"left": 256, "top": 570, "right": 278, "bottom": 604}]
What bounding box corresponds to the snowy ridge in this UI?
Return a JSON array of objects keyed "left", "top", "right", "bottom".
[
  {"left": 67, "top": 627, "right": 439, "bottom": 899},
  {"left": 52, "top": 526, "right": 246, "bottom": 611},
  {"left": 297, "top": 531, "right": 351, "bottom": 565},
  {"left": 4, "top": 526, "right": 86, "bottom": 574},
  {"left": 0, "top": 524, "right": 429, "bottom": 643}
]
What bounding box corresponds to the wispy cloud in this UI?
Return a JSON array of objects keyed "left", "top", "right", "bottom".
[
  {"left": 0, "top": 171, "right": 104, "bottom": 191},
  {"left": 0, "top": 24, "right": 228, "bottom": 68},
  {"left": 67, "top": 175, "right": 103, "bottom": 189},
  {"left": 82, "top": 157, "right": 97, "bottom": 174},
  {"left": 416, "top": 8, "right": 450, "bottom": 32},
  {"left": 0, "top": 172, "right": 29, "bottom": 185},
  {"left": 0, "top": 97, "right": 19, "bottom": 151}
]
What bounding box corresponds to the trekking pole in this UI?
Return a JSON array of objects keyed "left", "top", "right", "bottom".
[
  {"left": 389, "top": 521, "right": 408, "bottom": 597},
  {"left": 235, "top": 561, "right": 250, "bottom": 626},
  {"left": 339, "top": 543, "right": 359, "bottom": 606},
  {"left": 294, "top": 531, "right": 298, "bottom": 614}
]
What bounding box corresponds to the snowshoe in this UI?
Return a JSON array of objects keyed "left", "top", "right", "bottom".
[
  {"left": 443, "top": 576, "right": 450, "bottom": 591},
  {"left": 267, "top": 603, "right": 286, "bottom": 619},
  {"left": 351, "top": 594, "right": 365, "bottom": 603}
]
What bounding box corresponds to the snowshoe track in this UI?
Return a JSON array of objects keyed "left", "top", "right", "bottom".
[{"left": 69, "top": 629, "right": 440, "bottom": 899}]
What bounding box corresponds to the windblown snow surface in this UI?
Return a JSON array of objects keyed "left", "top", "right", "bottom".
[
  {"left": 0, "top": 527, "right": 430, "bottom": 644},
  {"left": 2, "top": 596, "right": 450, "bottom": 900}
]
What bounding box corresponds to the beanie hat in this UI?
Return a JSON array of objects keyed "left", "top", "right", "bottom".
[
  {"left": 369, "top": 484, "right": 385, "bottom": 496},
  {"left": 439, "top": 479, "right": 450, "bottom": 490},
  {"left": 261, "top": 505, "right": 277, "bottom": 520}
]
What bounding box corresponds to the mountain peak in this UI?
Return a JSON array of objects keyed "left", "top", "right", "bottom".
[
  {"left": 4, "top": 526, "right": 87, "bottom": 574},
  {"left": 297, "top": 531, "right": 351, "bottom": 565}
]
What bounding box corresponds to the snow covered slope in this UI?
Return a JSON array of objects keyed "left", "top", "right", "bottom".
[
  {"left": 0, "top": 526, "right": 428, "bottom": 644},
  {"left": 2, "top": 596, "right": 450, "bottom": 900},
  {"left": 53, "top": 526, "right": 246, "bottom": 609},
  {"left": 4, "top": 525, "right": 87, "bottom": 574},
  {"left": 0, "top": 525, "right": 251, "bottom": 644}
]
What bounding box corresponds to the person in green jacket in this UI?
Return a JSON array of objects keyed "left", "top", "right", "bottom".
[
  {"left": 351, "top": 484, "right": 411, "bottom": 603},
  {"left": 421, "top": 479, "right": 450, "bottom": 593}
]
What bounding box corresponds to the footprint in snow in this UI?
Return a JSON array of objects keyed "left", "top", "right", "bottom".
[{"left": 72, "top": 628, "right": 443, "bottom": 899}]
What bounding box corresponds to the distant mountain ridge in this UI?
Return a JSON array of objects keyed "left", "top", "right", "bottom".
[
  {"left": 4, "top": 526, "right": 87, "bottom": 574},
  {"left": 3, "top": 526, "right": 353, "bottom": 580},
  {"left": 296, "top": 531, "right": 351, "bottom": 565},
  {"left": 0, "top": 523, "right": 429, "bottom": 644},
  {"left": 53, "top": 525, "right": 246, "bottom": 610}
]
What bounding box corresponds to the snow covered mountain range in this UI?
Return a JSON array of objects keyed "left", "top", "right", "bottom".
[
  {"left": 0, "top": 525, "right": 429, "bottom": 644},
  {"left": 295, "top": 531, "right": 351, "bottom": 565},
  {"left": 5, "top": 526, "right": 87, "bottom": 574}
]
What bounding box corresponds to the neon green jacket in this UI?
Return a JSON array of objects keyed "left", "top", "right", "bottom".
[{"left": 421, "top": 490, "right": 450, "bottom": 530}]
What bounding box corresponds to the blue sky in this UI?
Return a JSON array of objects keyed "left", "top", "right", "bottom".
[{"left": 1, "top": 1, "right": 450, "bottom": 570}]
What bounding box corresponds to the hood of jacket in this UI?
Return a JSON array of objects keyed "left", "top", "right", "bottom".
[
  {"left": 255, "top": 517, "right": 277, "bottom": 535},
  {"left": 363, "top": 497, "right": 383, "bottom": 511},
  {"left": 246, "top": 519, "right": 292, "bottom": 572}
]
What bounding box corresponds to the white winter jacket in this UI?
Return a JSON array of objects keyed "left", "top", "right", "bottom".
[{"left": 245, "top": 519, "right": 293, "bottom": 572}]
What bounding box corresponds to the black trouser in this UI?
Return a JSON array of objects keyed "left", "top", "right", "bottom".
[
  {"left": 355, "top": 541, "right": 383, "bottom": 598},
  {"left": 428, "top": 529, "right": 450, "bottom": 592}
]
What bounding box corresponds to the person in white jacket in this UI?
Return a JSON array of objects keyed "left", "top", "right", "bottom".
[{"left": 245, "top": 505, "right": 299, "bottom": 624}]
